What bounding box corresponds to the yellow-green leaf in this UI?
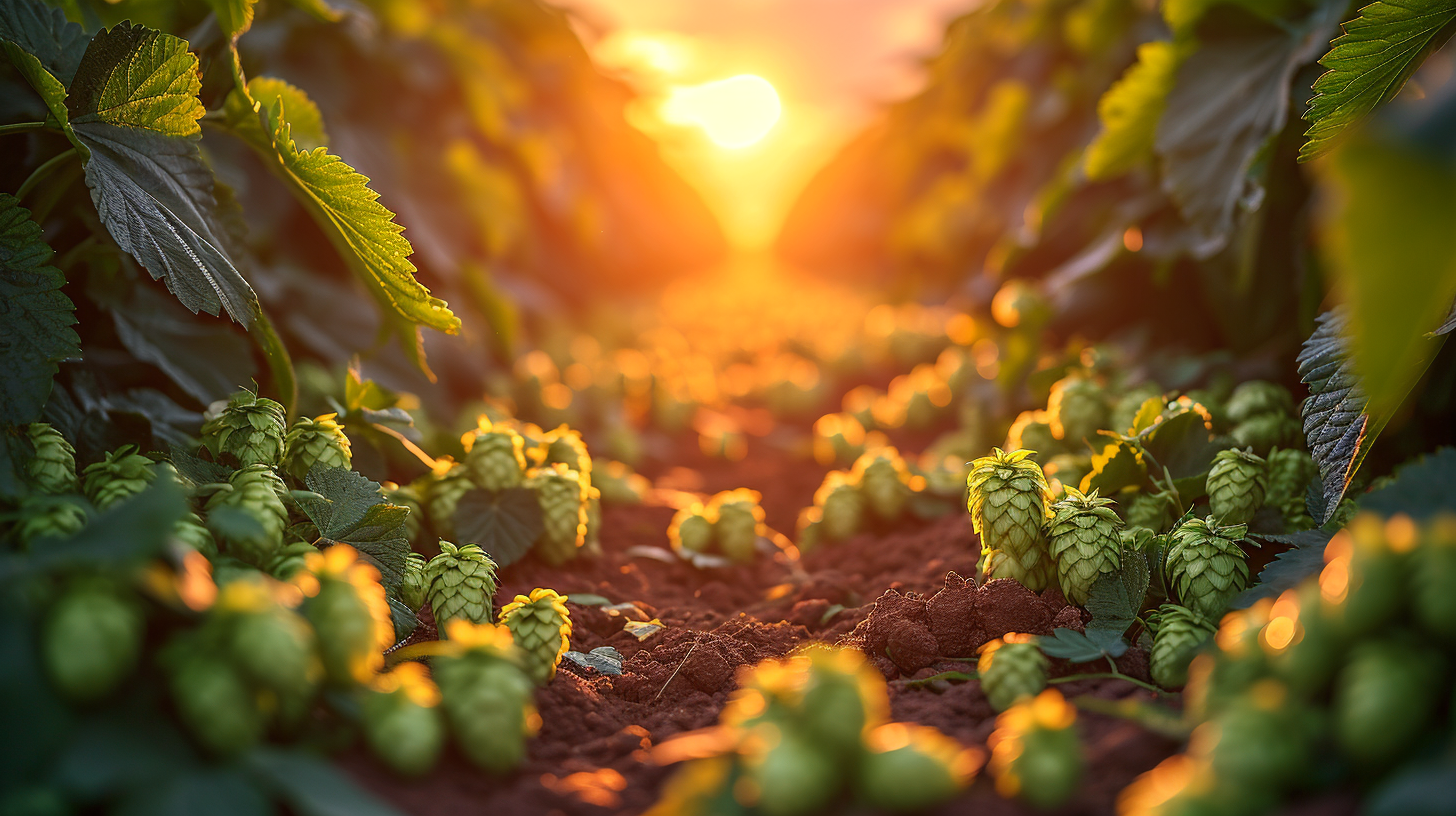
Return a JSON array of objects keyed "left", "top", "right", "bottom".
[
  {"left": 209, "top": 0, "right": 258, "bottom": 41},
  {"left": 224, "top": 76, "right": 327, "bottom": 151},
  {"left": 1085, "top": 40, "right": 1188, "bottom": 180},
  {"left": 66, "top": 22, "right": 204, "bottom": 137}
]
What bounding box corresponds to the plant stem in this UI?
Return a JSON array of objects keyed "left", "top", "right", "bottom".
[
  {"left": 15, "top": 148, "right": 79, "bottom": 201},
  {"left": 0, "top": 121, "right": 47, "bottom": 136},
  {"left": 1049, "top": 669, "right": 1165, "bottom": 697},
  {"left": 248, "top": 301, "right": 298, "bottom": 420},
  {"left": 903, "top": 670, "right": 977, "bottom": 687}
]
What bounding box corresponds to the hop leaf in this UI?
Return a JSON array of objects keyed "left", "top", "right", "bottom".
[
  {"left": 0, "top": 196, "right": 79, "bottom": 427},
  {"left": 1085, "top": 40, "right": 1189, "bottom": 180}
]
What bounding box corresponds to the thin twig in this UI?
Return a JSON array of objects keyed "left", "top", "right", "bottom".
[
  {"left": 654, "top": 635, "right": 701, "bottom": 701},
  {"left": 0, "top": 121, "right": 46, "bottom": 137},
  {"left": 16, "top": 148, "right": 78, "bottom": 201},
  {"left": 1049, "top": 669, "right": 1166, "bottom": 697}
]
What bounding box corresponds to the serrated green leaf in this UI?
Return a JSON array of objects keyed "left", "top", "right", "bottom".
[
  {"left": 3, "top": 42, "right": 70, "bottom": 131},
  {"left": 1037, "top": 627, "right": 1128, "bottom": 663},
  {"left": 67, "top": 22, "right": 205, "bottom": 137},
  {"left": 298, "top": 466, "right": 410, "bottom": 587},
  {"left": 168, "top": 444, "right": 236, "bottom": 486},
  {"left": 209, "top": 0, "right": 258, "bottom": 41},
  {"left": 1231, "top": 529, "right": 1333, "bottom": 607},
  {"left": 224, "top": 76, "right": 327, "bottom": 151},
  {"left": 0, "top": 194, "right": 79, "bottom": 427},
  {"left": 1081, "top": 440, "right": 1147, "bottom": 495},
  {"left": 453, "top": 487, "right": 544, "bottom": 567},
  {"left": 1297, "top": 310, "right": 1371, "bottom": 523},
  {"left": 1360, "top": 447, "right": 1456, "bottom": 519},
  {"left": 0, "top": 0, "right": 87, "bottom": 85},
  {"left": 1086, "top": 40, "right": 1188, "bottom": 180},
  {"left": 1087, "top": 551, "right": 1150, "bottom": 636},
  {"left": 1301, "top": 0, "right": 1456, "bottom": 161}
]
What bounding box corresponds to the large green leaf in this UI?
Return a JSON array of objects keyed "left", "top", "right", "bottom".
[
  {"left": 0, "top": 194, "right": 79, "bottom": 426},
  {"left": 1297, "top": 309, "right": 1373, "bottom": 523},
  {"left": 107, "top": 283, "right": 256, "bottom": 405},
  {"left": 296, "top": 466, "right": 410, "bottom": 588},
  {"left": 454, "top": 487, "right": 544, "bottom": 567},
  {"left": 1085, "top": 40, "right": 1188, "bottom": 180},
  {"left": 1301, "top": 0, "right": 1456, "bottom": 161},
  {"left": 208, "top": 0, "right": 259, "bottom": 42},
  {"left": 0, "top": 0, "right": 87, "bottom": 84},
  {"left": 67, "top": 22, "right": 205, "bottom": 137},
  {"left": 1085, "top": 552, "right": 1150, "bottom": 637}
]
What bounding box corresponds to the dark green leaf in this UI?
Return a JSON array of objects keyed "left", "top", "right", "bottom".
[
  {"left": 1365, "top": 754, "right": 1456, "bottom": 816},
  {"left": 1086, "top": 551, "right": 1150, "bottom": 636},
  {"left": 117, "top": 768, "right": 273, "bottom": 816},
  {"left": 56, "top": 709, "right": 198, "bottom": 802},
  {"left": 245, "top": 748, "right": 406, "bottom": 816},
  {"left": 1302, "top": 0, "right": 1456, "bottom": 161},
  {"left": 1081, "top": 440, "right": 1146, "bottom": 495},
  {"left": 0, "top": 194, "right": 80, "bottom": 426},
  {"left": 1360, "top": 446, "right": 1456, "bottom": 519},
  {"left": 0, "top": 0, "right": 86, "bottom": 85},
  {"left": 67, "top": 22, "right": 205, "bottom": 137},
  {"left": 454, "top": 487, "right": 544, "bottom": 568},
  {"left": 1231, "top": 529, "right": 1333, "bottom": 608},
  {"left": 387, "top": 595, "right": 417, "bottom": 644},
  {"left": 1141, "top": 409, "right": 1225, "bottom": 498},
  {"left": 1037, "top": 627, "right": 1128, "bottom": 663},
  {"left": 168, "top": 445, "right": 236, "bottom": 486},
  {"left": 562, "top": 646, "right": 624, "bottom": 676},
  {"left": 1297, "top": 309, "right": 1375, "bottom": 523},
  {"left": 298, "top": 467, "right": 409, "bottom": 588},
  {"left": 0, "top": 431, "right": 30, "bottom": 501},
  {"left": 2, "top": 40, "right": 69, "bottom": 130},
  {"left": 108, "top": 284, "right": 257, "bottom": 405}
]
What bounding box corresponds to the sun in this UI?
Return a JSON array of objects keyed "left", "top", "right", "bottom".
[{"left": 660, "top": 74, "right": 782, "bottom": 149}]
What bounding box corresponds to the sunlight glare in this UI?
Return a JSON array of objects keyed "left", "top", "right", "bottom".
[{"left": 661, "top": 75, "right": 782, "bottom": 149}]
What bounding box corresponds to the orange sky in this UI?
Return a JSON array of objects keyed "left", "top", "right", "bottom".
[{"left": 560, "top": 0, "right": 975, "bottom": 251}]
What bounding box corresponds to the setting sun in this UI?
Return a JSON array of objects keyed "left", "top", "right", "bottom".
[{"left": 660, "top": 74, "right": 782, "bottom": 149}]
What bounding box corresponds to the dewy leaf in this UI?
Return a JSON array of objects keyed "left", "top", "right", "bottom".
[
  {"left": 0, "top": 194, "right": 79, "bottom": 426},
  {"left": 1297, "top": 309, "right": 1373, "bottom": 523},
  {"left": 453, "top": 487, "right": 544, "bottom": 568},
  {"left": 298, "top": 466, "right": 410, "bottom": 588},
  {"left": 1301, "top": 0, "right": 1456, "bottom": 161},
  {"left": 1156, "top": 6, "right": 1342, "bottom": 257},
  {"left": 208, "top": 0, "right": 258, "bottom": 42},
  {"left": 67, "top": 22, "right": 206, "bottom": 137},
  {"left": 224, "top": 77, "right": 327, "bottom": 151},
  {"left": 73, "top": 122, "right": 258, "bottom": 325},
  {"left": 0, "top": 0, "right": 88, "bottom": 85},
  {"left": 1085, "top": 40, "right": 1188, "bottom": 180}
]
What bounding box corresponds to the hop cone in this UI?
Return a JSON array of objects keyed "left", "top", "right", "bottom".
[
  {"left": 498, "top": 588, "right": 573, "bottom": 685},
  {"left": 1206, "top": 449, "right": 1268, "bottom": 526},
  {"left": 170, "top": 649, "right": 264, "bottom": 755},
  {"left": 535, "top": 426, "right": 592, "bottom": 490},
  {"left": 1046, "top": 487, "right": 1124, "bottom": 605},
  {"left": 1334, "top": 638, "right": 1446, "bottom": 765},
  {"left": 425, "top": 462, "right": 473, "bottom": 540},
  {"left": 206, "top": 465, "right": 289, "bottom": 565},
  {"left": 1166, "top": 517, "right": 1251, "bottom": 620},
  {"left": 425, "top": 541, "right": 499, "bottom": 629},
  {"left": 14, "top": 497, "right": 88, "bottom": 547},
  {"left": 859, "top": 724, "right": 975, "bottom": 811},
  {"left": 201, "top": 390, "right": 287, "bottom": 467},
  {"left": 172, "top": 512, "right": 216, "bottom": 557},
  {"left": 1232, "top": 414, "right": 1300, "bottom": 455},
  {"left": 1149, "top": 604, "right": 1215, "bottom": 689},
  {"left": 303, "top": 545, "right": 394, "bottom": 685},
  {"left": 261, "top": 541, "right": 314, "bottom": 580},
  {"left": 25, "top": 423, "right": 77, "bottom": 494},
  {"left": 967, "top": 448, "right": 1055, "bottom": 591},
  {"left": 977, "top": 639, "right": 1049, "bottom": 711},
  {"left": 464, "top": 426, "right": 527, "bottom": 491},
  {"left": 1203, "top": 692, "right": 1317, "bottom": 793},
  {"left": 1124, "top": 488, "right": 1179, "bottom": 534},
  {"left": 1265, "top": 448, "right": 1317, "bottom": 527},
  {"left": 987, "top": 690, "right": 1083, "bottom": 809},
  {"left": 525, "top": 464, "right": 586, "bottom": 565},
  {"left": 281, "top": 414, "right": 352, "bottom": 480},
  {"left": 853, "top": 448, "right": 911, "bottom": 523},
  {"left": 383, "top": 481, "right": 424, "bottom": 544},
  {"left": 742, "top": 728, "right": 839, "bottom": 816},
  {"left": 434, "top": 622, "right": 538, "bottom": 773},
  {"left": 43, "top": 582, "right": 144, "bottom": 702},
  {"left": 1006, "top": 411, "right": 1060, "bottom": 457},
  {"left": 1226, "top": 381, "right": 1293, "bottom": 424},
  {"left": 815, "top": 473, "right": 864, "bottom": 543},
  {"left": 401, "top": 551, "right": 428, "bottom": 612},
  {"left": 364, "top": 664, "right": 445, "bottom": 777},
  {"left": 1414, "top": 518, "right": 1456, "bottom": 640},
  {"left": 669, "top": 505, "right": 715, "bottom": 553},
  {"left": 82, "top": 446, "right": 156, "bottom": 510},
  {"left": 795, "top": 507, "right": 823, "bottom": 553},
  {"left": 223, "top": 583, "right": 321, "bottom": 709},
  {"left": 1047, "top": 375, "right": 1109, "bottom": 445},
  {"left": 708, "top": 489, "right": 763, "bottom": 563}
]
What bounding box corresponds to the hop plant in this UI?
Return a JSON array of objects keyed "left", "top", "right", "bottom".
[
  {"left": 401, "top": 551, "right": 428, "bottom": 612},
  {"left": 425, "top": 541, "right": 499, "bottom": 629},
  {"left": 281, "top": 413, "right": 352, "bottom": 480},
  {"left": 1006, "top": 411, "right": 1060, "bottom": 457},
  {"left": 815, "top": 472, "right": 865, "bottom": 544},
  {"left": 1333, "top": 638, "right": 1447, "bottom": 765},
  {"left": 219, "top": 578, "right": 321, "bottom": 716},
  {"left": 172, "top": 512, "right": 216, "bottom": 557},
  {"left": 1206, "top": 448, "right": 1268, "bottom": 526},
  {"left": 301, "top": 545, "right": 395, "bottom": 686},
  {"left": 1046, "top": 487, "right": 1124, "bottom": 605},
  {"left": 498, "top": 588, "right": 573, "bottom": 685},
  {"left": 42, "top": 580, "right": 144, "bottom": 702},
  {"left": 859, "top": 723, "right": 979, "bottom": 812},
  {"left": 852, "top": 448, "right": 912, "bottom": 523},
  {"left": 1226, "top": 380, "right": 1294, "bottom": 424},
  {"left": 977, "top": 637, "right": 1049, "bottom": 711},
  {"left": 987, "top": 689, "right": 1083, "bottom": 809},
  {"left": 668, "top": 504, "right": 716, "bottom": 553},
  {"left": 206, "top": 464, "right": 289, "bottom": 565},
  {"left": 1166, "top": 517, "right": 1252, "bottom": 620},
  {"left": 1123, "top": 487, "right": 1180, "bottom": 534},
  {"left": 424, "top": 461, "right": 473, "bottom": 541},
  {"left": 525, "top": 464, "right": 587, "bottom": 565},
  {"left": 201, "top": 390, "right": 287, "bottom": 467},
  {"left": 168, "top": 648, "right": 265, "bottom": 755},
  {"left": 14, "top": 497, "right": 88, "bottom": 547},
  {"left": 534, "top": 425, "right": 593, "bottom": 490},
  {"left": 431, "top": 621, "right": 538, "bottom": 773},
  {"left": 463, "top": 423, "right": 527, "bottom": 491},
  {"left": 82, "top": 446, "right": 156, "bottom": 510},
  {"left": 1231, "top": 413, "right": 1301, "bottom": 456},
  {"left": 383, "top": 481, "right": 424, "bottom": 544},
  {"left": 1047, "top": 375, "right": 1109, "bottom": 446},
  {"left": 265, "top": 541, "right": 319, "bottom": 581},
  {"left": 25, "top": 422, "right": 78, "bottom": 494},
  {"left": 707, "top": 488, "right": 764, "bottom": 563},
  {"left": 966, "top": 448, "right": 1055, "bottom": 591},
  {"left": 1149, "top": 604, "right": 1216, "bottom": 689},
  {"left": 1265, "top": 447, "right": 1317, "bottom": 528},
  {"left": 364, "top": 663, "right": 445, "bottom": 777}
]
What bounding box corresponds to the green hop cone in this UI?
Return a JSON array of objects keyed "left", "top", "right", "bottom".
[
  {"left": 1204, "top": 686, "right": 1316, "bottom": 792},
  {"left": 206, "top": 464, "right": 289, "bottom": 565},
  {"left": 169, "top": 648, "right": 264, "bottom": 755},
  {"left": 304, "top": 546, "right": 394, "bottom": 685},
  {"left": 425, "top": 462, "right": 473, "bottom": 541},
  {"left": 1333, "top": 638, "right": 1447, "bottom": 766},
  {"left": 1264, "top": 448, "right": 1317, "bottom": 519},
  {"left": 43, "top": 582, "right": 144, "bottom": 702},
  {"left": 401, "top": 551, "right": 428, "bottom": 612},
  {"left": 464, "top": 426, "right": 527, "bottom": 491},
  {"left": 229, "top": 602, "right": 320, "bottom": 712},
  {"left": 1047, "top": 375, "right": 1109, "bottom": 446},
  {"left": 1231, "top": 414, "right": 1300, "bottom": 456},
  {"left": 264, "top": 540, "right": 319, "bottom": 581},
  {"left": 425, "top": 541, "right": 499, "bottom": 629},
  {"left": 14, "top": 497, "right": 88, "bottom": 547},
  {"left": 977, "top": 638, "right": 1049, "bottom": 711},
  {"left": 708, "top": 489, "right": 763, "bottom": 563},
  {"left": 25, "top": 422, "right": 78, "bottom": 494},
  {"left": 383, "top": 481, "right": 424, "bottom": 545},
  {"left": 281, "top": 414, "right": 352, "bottom": 481},
  {"left": 1006, "top": 411, "right": 1061, "bottom": 457},
  {"left": 535, "top": 426, "right": 592, "bottom": 491},
  {"left": 859, "top": 724, "right": 975, "bottom": 812},
  {"left": 498, "top": 588, "right": 572, "bottom": 685},
  {"left": 1226, "top": 381, "right": 1294, "bottom": 424},
  {"left": 525, "top": 464, "right": 587, "bottom": 565},
  {"left": 987, "top": 690, "right": 1083, "bottom": 809},
  {"left": 1414, "top": 518, "right": 1456, "bottom": 640},
  {"left": 1206, "top": 449, "right": 1267, "bottom": 526},
  {"left": 82, "top": 446, "right": 156, "bottom": 510},
  {"left": 1046, "top": 487, "right": 1124, "bottom": 606},
  {"left": 967, "top": 448, "right": 1055, "bottom": 592},
  {"left": 1166, "top": 516, "right": 1252, "bottom": 621},
  {"left": 201, "top": 390, "right": 287, "bottom": 467},
  {"left": 172, "top": 512, "right": 216, "bottom": 557},
  {"left": 669, "top": 505, "right": 715, "bottom": 553},
  {"left": 1123, "top": 488, "right": 1180, "bottom": 534},
  {"left": 853, "top": 448, "right": 912, "bottom": 523},
  {"left": 742, "top": 727, "right": 839, "bottom": 816},
  {"left": 433, "top": 624, "right": 538, "bottom": 773},
  {"left": 364, "top": 664, "right": 445, "bottom": 777},
  {"left": 1148, "top": 604, "right": 1216, "bottom": 689},
  {"left": 815, "top": 472, "right": 864, "bottom": 543}
]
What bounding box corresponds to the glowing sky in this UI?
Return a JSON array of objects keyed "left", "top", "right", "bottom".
[{"left": 561, "top": 0, "right": 975, "bottom": 250}]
